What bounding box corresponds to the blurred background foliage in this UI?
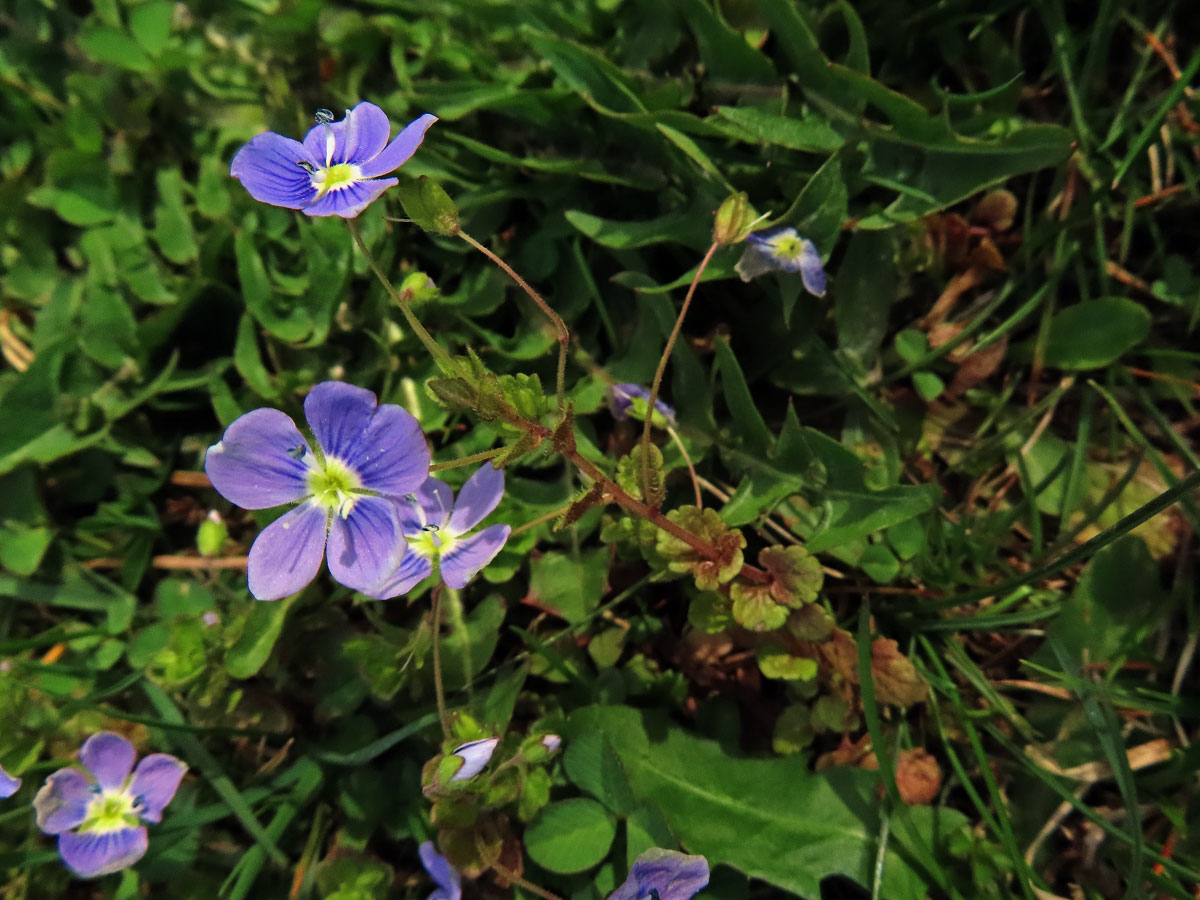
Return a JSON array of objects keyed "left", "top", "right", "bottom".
[{"left": 1, "top": 0, "right": 1199, "bottom": 898}]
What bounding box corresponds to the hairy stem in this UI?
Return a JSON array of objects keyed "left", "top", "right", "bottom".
[
  {"left": 640, "top": 242, "right": 719, "bottom": 494},
  {"left": 347, "top": 221, "right": 457, "bottom": 375},
  {"left": 459, "top": 230, "right": 570, "bottom": 408},
  {"left": 430, "top": 448, "right": 504, "bottom": 472}
]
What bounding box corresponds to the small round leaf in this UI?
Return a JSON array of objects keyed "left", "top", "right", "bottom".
[{"left": 524, "top": 798, "right": 616, "bottom": 874}]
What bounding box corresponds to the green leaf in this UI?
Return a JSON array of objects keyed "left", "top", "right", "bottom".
[
  {"left": 76, "top": 26, "right": 153, "bottom": 72},
  {"left": 153, "top": 168, "right": 198, "bottom": 264},
  {"left": 835, "top": 230, "right": 897, "bottom": 362},
  {"left": 128, "top": 0, "right": 173, "bottom": 56},
  {"left": 570, "top": 705, "right": 965, "bottom": 899},
  {"left": 789, "top": 153, "right": 847, "bottom": 255},
  {"left": 226, "top": 597, "right": 293, "bottom": 679},
  {"left": 564, "top": 731, "right": 636, "bottom": 816},
  {"left": 236, "top": 226, "right": 310, "bottom": 341},
  {"left": 528, "top": 549, "right": 608, "bottom": 624},
  {"left": 1042, "top": 298, "right": 1152, "bottom": 370},
  {"left": 714, "top": 106, "right": 843, "bottom": 154},
  {"left": 713, "top": 337, "right": 771, "bottom": 457},
  {"left": 524, "top": 798, "right": 617, "bottom": 874}
]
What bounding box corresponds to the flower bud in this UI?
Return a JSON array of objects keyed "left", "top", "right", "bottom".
[
  {"left": 540, "top": 735, "right": 561, "bottom": 754},
  {"left": 712, "top": 192, "right": 759, "bottom": 246},
  {"left": 449, "top": 737, "right": 498, "bottom": 782},
  {"left": 399, "top": 271, "right": 440, "bottom": 306},
  {"left": 397, "top": 176, "right": 460, "bottom": 237},
  {"left": 197, "top": 510, "right": 228, "bottom": 557}
]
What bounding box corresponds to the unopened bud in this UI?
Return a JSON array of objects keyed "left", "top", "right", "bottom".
[
  {"left": 397, "top": 176, "right": 460, "bottom": 237},
  {"left": 399, "top": 271, "right": 439, "bottom": 306},
  {"left": 449, "top": 737, "right": 499, "bottom": 782},
  {"left": 197, "top": 510, "right": 228, "bottom": 557},
  {"left": 713, "top": 192, "right": 759, "bottom": 246}
]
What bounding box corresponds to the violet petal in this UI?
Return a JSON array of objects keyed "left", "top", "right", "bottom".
[
  {"left": 247, "top": 501, "right": 329, "bottom": 601},
  {"left": 798, "top": 239, "right": 827, "bottom": 297},
  {"left": 447, "top": 464, "right": 504, "bottom": 535},
  {"left": 399, "top": 477, "right": 454, "bottom": 534},
  {"left": 57, "top": 827, "right": 149, "bottom": 879},
  {"left": 302, "top": 177, "right": 399, "bottom": 218},
  {"left": 362, "top": 548, "right": 433, "bottom": 600},
  {"left": 33, "top": 768, "right": 91, "bottom": 834},
  {"left": 339, "top": 102, "right": 392, "bottom": 166},
  {"left": 358, "top": 113, "right": 438, "bottom": 179},
  {"left": 205, "top": 408, "right": 313, "bottom": 510},
  {"left": 326, "top": 495, "right": 406, "bottom": 593},
  {"left": 0, "top": 763, "right": 19, "bottom": 799},
  {"left": 419, "top": 841, "right": 462, "bottom": 900},
  {"left": 128, "top": 754, "right": 187, "bottom": 824},
  {"left": 440, "top": 524, "right": 510, "bottom": 590},
  {"left": 607, "top": 849, "right": 710, "bottom": 900},
  {"left": 230, "top": 132, "right": 320, "bottom": 209},
  {"left": 79, "top": 732, "right": 136, "bottom": 790}
]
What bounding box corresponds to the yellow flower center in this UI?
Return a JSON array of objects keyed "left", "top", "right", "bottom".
[
  {"left": 81, "top": 790, "right": 139, "bottom": 834},
  {"left": 308, "top": 457, "right": 363, "bottom": 518},
  {"left": 409, "top": 527, "right": 457, "bottom": 560},
  {"left": 769, "top": 233, "right": 803, "bottom": 261},
  {"left": 312, "top": 163, "right": 361, "bottom": 199}
]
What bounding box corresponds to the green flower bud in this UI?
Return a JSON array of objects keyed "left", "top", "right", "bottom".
[{"left": 712, "top": 192, "right": 759, "bottom": 246}]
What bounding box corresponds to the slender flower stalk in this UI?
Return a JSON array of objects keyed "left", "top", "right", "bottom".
[
  {"left": 351, "top": 221, "right": 742, "bottom": 572},
  {"left": 346, "top": 221, "right": 458, "bottom": 375},
  {"left": 458, "top": 230, "right": 570, "bottom": 408},
  {"left": 640, "top": 242, "right": 720, "bottom": 501},
  {"left": 430, "top": 585, "right": 449, "bottom": 739}
]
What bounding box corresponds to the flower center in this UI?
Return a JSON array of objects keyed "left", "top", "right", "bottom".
[
  {"left": 769, "top": 233, "right": 803, "bottom": 260},
  {"left": 409, "top": 527, "right": 457, "bottom": 560},
  {"left": 308, "top": 457, "right": 363, "bottom": 518},
  {"left": 82, "top": 789, "right": 139, "bottom": 834},
  {"left": 312, "top": 163, "right": 361, "bottom": 198}
]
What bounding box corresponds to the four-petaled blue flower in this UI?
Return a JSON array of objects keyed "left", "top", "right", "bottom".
[
  {"left": 33, "top": 732, "right": 186, "bottom": 879},
  {"left": 205, "top": 381, "right": 431, "bottom": 601},
  {"left": 230, "top": 102, "right": 437, "bottom": 218},
  {"left": 609, "top": 383, "right": 676, "bottom": 427},
  {"left": 365, "top": 464, "right": 511, "bottom": 598},
  {"left": 0, "top": 762, "right": 19, "bottom": 799},
  {"left": 735, "top": 226, "right": 826, "bottom": 297},
  {"left": 419, "top": 841, "right": 462, "bottom": 900},
  {"left": 448, "top": 737, "right": 499, "bottom": 782},
  {"left": 607, "top": 848, "right": 710, "bottom": 900}
]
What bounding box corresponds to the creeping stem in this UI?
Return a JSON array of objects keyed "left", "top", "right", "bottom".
[
  {"left": 458, "top": 230, "right": 570, "bottom": 409},
  {"left": 640, "top": 241, "right": 720, "bottom": 496}
]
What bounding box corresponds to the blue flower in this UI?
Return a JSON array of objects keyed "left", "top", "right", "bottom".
[
  {"left": 365, "top": 464, "right": 511, "bottom": 598},
  {"left": 609, "top": 383, "right": 676, "bottom": 427},
  {"left": 419, "top": 841, "right": 462, "bottom": 900},
  {"left": 33, "top": 732, "right": 186, "bottom": 879},
  {"left": 204, "top": 381, "right": 431, "bottom": 601},
  {"left": 448, "top": 737, "right": 499, "bottom": 782},
  {"left": 608, "top": 849, "right": 709, "bottom": 900},
  {"left": 230, "top": 103, "right": 436, "bottom": 218},
  {"left": 0, "top": 763, "right": 19, "bottom": 799},
  {"left": 735, "top": 226, "right": 826, "bottom": 296}
]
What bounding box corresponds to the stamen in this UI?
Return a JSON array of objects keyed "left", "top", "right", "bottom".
[
  {"left": 295, "top": 160, "right": 317, "bottom": 175},
  {"left": 287, "top": 444, "right": 307, "bottom": 460},
  {"left": 422, "top": 523, "right": 440, "bottom": 533},
  {"left": 314, "top": 108, "right": 335, "bottom": 125}
]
